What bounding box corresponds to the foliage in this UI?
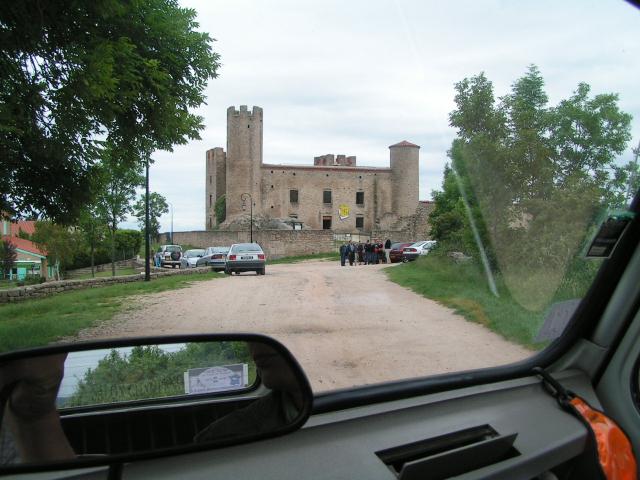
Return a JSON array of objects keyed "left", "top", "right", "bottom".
[
  {"left": 94, "top": 147, "right": 144, "bottom": 275},
  {"left": 214, "top": 194, "right": 226, "bottom": 225},
  {"left": 30, "top": 221, "right": 82, "bottom": 276},
  {"left": 65, "top": 342, "right": 252, "bottom": 407},
  {"left": 1, "top": 0, "right": 220, "bottom": 223},
  {"left": 0, "top": 240, "right": 17, "bottom": 279},
  {"left": 132, "top": 192, "right": 169, "bottom": 239},
  {"left": 430, "top": 65, "right": 632, "bottom": 310},
  {"left": 0, "top": 270, "right": 223, "bottom": 352}
]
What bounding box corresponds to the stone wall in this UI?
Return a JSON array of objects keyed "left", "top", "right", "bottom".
[
  {"left": 158, "top": 229, "right": 334, "bottom": 258},
  {"left": 0, "top": 267, "right": 214, "bottom": 304}
]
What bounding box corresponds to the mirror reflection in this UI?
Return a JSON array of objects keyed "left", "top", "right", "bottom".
[{"left": 0, "top": 340, "right": 308, "bottom": 467}]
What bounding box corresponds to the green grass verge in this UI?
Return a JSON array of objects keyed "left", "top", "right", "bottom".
[
  {"left": 385, "top": 256, "right": 554, "bottom": 350},
  {"left": 269, "top": 252, "right": 340, "bottom": 264},
  {"left": 0, "top": 271, "right": 223, "bottom": 352},
  {"left": 71, "top": 267, "right": 138, "bottom": 280}
]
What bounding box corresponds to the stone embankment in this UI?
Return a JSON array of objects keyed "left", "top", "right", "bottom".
[{"left": 0, "top": 267, "right": 213, "bottom": 304}]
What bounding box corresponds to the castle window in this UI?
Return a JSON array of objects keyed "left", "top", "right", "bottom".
[
  {"left": 356, "top": 216, "right": 364, "bottom": 229},
  {"left": 209, "top": 194, "right": 212, "bottom": 207},
  {"left": 290, "top": 189, "right": 298, "bottom": 203},
  {"left": 322, "top": 216, "right": 332, "bottom": 230},
  {"left": 356, "top": 191, "right": 364, "bottom": 206},
  {"left": 209, "top": 175, "right": 212, "bottom": 184},
  {"left": 209, "top": 216, "right": 212, "bottom": 229},
  {"left": 271, "top": 185, "right": 274, "bottom": 189},
  {"left": 323, "top": 190, "right": 332, "bottom": 204},
  {"left": 289, "top": 214, "right": 298, "bottom": 219}
]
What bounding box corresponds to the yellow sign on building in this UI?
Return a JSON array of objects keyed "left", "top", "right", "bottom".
[{"left": 338, "top": 204, "right": 350, "bottom": 220}]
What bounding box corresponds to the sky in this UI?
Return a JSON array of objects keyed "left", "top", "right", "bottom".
[{"left": 122, "top": 0, "right": 640, "bottom": 233}]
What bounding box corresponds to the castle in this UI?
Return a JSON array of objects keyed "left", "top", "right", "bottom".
[{"left": 205, "top": 105, "right": 423, "bottom": 234}]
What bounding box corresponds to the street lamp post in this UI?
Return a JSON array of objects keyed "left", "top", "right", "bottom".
[
  {"left": 144, "top": 158, "right": 150, "bottom": 281},
  {"left": 241, "top": 193, "right": 253, "bottom": 243},
  {"left": 168, "top": 202, "right": 174, "bottom": 244}
]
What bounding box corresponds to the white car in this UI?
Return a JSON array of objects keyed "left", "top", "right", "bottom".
[
  {"left": 402, "top": 240, "right": 437, "bottom": 262},
  {"left": 180, "top": 249, "right": 206, "bottom": 268},
  {"left": 225, "top": 243, "right": 266, "bottom": 275}
]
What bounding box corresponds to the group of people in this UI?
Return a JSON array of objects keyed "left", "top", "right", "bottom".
[{"left": 339, "top": 239, "right": 392, "bottom": 266}]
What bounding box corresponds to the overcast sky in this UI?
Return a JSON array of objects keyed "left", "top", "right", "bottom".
[{"left": 122, "top": 0, "right": 640, "bottom": 233}]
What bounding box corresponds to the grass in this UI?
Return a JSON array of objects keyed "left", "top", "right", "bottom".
[
  {"left": 72, "top": 267, "right": 138, "bottom": 280},
  {"left": 269, "top": 252, "right": 340, "bottom": 264},
  {"left": 0, "top": 271, "right": 223, "bottom": 352},
  {"left": 385, "top": 255, "right": 554, "bottom": 350}
]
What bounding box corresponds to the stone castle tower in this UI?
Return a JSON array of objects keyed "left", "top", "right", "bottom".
[{"left": 206, "top": 106, "right": 421, "bottom": 233}]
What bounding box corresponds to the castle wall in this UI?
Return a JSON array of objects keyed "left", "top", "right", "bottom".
[
  {"left": 205, "top": 147, "right": 226, "bottom": 229},
  {"left": 259, "top": 165, "right": 393, "bottom": 232}
]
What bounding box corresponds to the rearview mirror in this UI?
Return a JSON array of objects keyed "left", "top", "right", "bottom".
[{"left": 0, "top": 334, "right": 312, "bottom": 473}]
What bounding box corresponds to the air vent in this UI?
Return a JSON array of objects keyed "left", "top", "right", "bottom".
[{"left": 376, "top": 425, "right": 519, "bottom": 480}]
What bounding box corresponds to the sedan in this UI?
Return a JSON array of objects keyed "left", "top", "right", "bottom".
[
  {"left": 389, "top": 242, "right": 415, "bottom": 263},
  {"left": 180, "top": 249, "right": 206, "bottom": 268},
  {"left": 196, "top": 246, "right": 230, "bottom": 271},
  {"left": 225, "top": 243, "right": 266, "bottom": 275},
  {"left": 402, "top": 240, "right": 437, "bottom": 262}
]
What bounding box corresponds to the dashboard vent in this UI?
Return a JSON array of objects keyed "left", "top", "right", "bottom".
[{"left": 376, "top": 424, "right": 518, "bottom": 480}]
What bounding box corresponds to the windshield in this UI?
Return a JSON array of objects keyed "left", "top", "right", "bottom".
[
  {"left": 185, "top": 249, "right": 205, "bottom": 258},
  {"left": 1, "top": 1, "right": 637, "bottom": 399}
]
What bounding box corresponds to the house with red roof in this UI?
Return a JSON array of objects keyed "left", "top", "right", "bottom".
[{"left": 1, "top": 218, "right": 53, "bottom": 280}]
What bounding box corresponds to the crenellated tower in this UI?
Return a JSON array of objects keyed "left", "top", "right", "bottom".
[{"left": 225, "top": 105, "right": 263, "bottom": 219}]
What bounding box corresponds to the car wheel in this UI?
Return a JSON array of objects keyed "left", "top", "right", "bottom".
[
  {"left": 260, "top": 268, "right": 266, "bottom": 275},
  {"left": 402, "top": 257, "right": 408, "bottom": 263}
]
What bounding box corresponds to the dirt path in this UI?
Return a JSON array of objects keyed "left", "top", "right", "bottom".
[{"left": 72, "top": 261, "right": 531, "bottom": 392}]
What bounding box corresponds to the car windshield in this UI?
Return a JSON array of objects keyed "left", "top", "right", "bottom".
[
  {"left": 1, "top": 1, "right": 637, "bottom": 400},
  {"left": 185, "top": 250, "right": 205, "bottom": 258}
]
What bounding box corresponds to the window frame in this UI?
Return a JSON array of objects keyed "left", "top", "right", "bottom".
[
  {"left": 290, "top": 189, "right": 299, "bottom": 204},
  {"left": 323, "top": 190, "right": 332, "bottom": 205},
  {"left": 356, "top": 191, "right": 364, "bottom": 206}
]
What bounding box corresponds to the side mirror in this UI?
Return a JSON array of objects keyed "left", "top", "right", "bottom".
[{"left": 0, "top": 334, "right": 312, "bottom": 473}]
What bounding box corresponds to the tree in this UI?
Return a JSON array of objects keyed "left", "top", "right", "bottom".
[
  {"left": 77, "top": 206, "right": 108, "bottom": 278},
  {"left": 133, "top": 193, "right": 169, "bottom": 240},
  {"left": 30, "top": 221, "right": 81, "bottom": 280},
  {"left": 1, "top": 0, "right": 220, "bottom": 223},
  {"left": 214, "top": 194, "right": 226, "bottom": 225},
  {"left": 0, "top": 240, "right": 17, "bottom": 280},
  {"left": 95, "top": 147, "right": 144, "bottom": 276},
  {"left": 435, "top": 65, "right": 632, "bottom": 309}
]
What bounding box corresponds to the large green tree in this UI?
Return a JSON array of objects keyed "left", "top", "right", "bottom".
[
  {"left": 433, "top": 65, "right": 633, "bottom": 309},
  {"left": 0, "top": 239, "right": 17, "bottom": 280},
  {"left": 133, "top": 192, "right": 169, "bottom": 240},
  {"left": 1, "top": 0, "right": 220, "bottom": 223}
]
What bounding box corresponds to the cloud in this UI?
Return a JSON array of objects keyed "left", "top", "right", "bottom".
[{"left": 128, "top": 0, "right": 640, "bottom": 233}]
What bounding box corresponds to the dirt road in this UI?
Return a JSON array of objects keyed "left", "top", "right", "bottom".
[{"left": 73, "top": 261, "right": 531, "bottom": 392}]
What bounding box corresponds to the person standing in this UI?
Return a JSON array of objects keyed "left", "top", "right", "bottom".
[
  {"left": 384, "top": 238, "right": 392, "bottom": 264},
  {"left": 339, "top": 243, "right": 347, "bottom": 267},
  {"left": 348, "top": 241, "right": 356, "bottom": 266}
]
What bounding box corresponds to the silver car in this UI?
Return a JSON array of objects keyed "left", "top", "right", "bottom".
[
  {"left": 180, "top": 249, "right": 206, "bottom": 268},
  {"left": 225, "top": 243, "right": 266, "bottom": 275},
  {"left": 196, "top": 246, "right": 230, "bottom": 271}
]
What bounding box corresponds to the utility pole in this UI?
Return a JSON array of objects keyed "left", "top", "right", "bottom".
[{"left": 144, "top": 158, "right": 150, "bottom": 281}]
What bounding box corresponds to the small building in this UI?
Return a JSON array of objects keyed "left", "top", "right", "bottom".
[{"left": 1, "top": 218, "right": 53, "bottom": 280}]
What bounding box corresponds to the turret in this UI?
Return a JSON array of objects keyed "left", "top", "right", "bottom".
[
  {"left": 225, "top": 106, "right": 263, "bottom": 218},
  {"left": 389, "top": 140, "right": 420, "bottom": 217}
]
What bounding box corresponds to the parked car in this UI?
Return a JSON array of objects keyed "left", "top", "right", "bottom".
[
  {"left": 225, "top": 243, "right": 266, "bottom": 275},
  {"left": 402, "top": 240, "right": 437, "bottom": 262},
  {"left": 196, "top": 246, "right": 230, "bottom": 271},
  {"left": 156, "top": 245, "right": 183, "bottom": 268},
  {"left": 389, "top": 242, "right": 415, "bottom": 263},
  {"left": 180, "top": 249, "right": 206, "bottom": 269}
]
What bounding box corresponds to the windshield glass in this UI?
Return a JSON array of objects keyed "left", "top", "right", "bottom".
[
  {"left": 185, "top": 249, "right": 205, "bottom": 258},
  {"left": 1, "top": 1, "right": 637, "bottom": 397}
]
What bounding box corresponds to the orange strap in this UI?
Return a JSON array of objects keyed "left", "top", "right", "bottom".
[{"left": 570, "top": 397, "right": 637, "bottom": 480}]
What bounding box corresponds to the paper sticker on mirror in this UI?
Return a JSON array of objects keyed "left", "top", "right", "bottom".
[
  {"left": 586, "top": 213, "right": 634, "bottom": 258},
  {"left": 184, "top": 363, "right": 249, "bottom": 394}
]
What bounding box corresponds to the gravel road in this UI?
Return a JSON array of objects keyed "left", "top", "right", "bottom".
[{"left": 71, "top": 261, "right": 531, "bottom": 392}]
